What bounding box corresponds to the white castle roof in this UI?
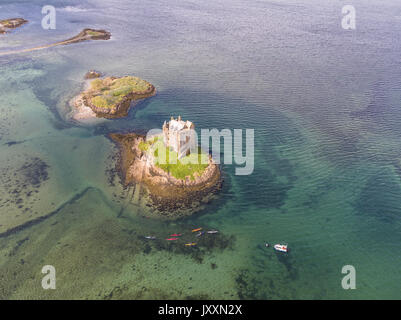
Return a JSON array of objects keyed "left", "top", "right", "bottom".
[{"left": 169, "top": 119, "right": 192, "bottom": 131}]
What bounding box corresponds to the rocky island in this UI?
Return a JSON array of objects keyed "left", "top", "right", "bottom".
[
  {"left": 61, "top": 28, "right": 111, "bottom": 44},
  {"left": 72, "top": 75, "right": 156, "bottom": 120},
  {"left": 0, "top": 18, "right": 28, "bottom": 34},
  {"left": 110, "top": 117, "right": 222, "bottom": 218}
]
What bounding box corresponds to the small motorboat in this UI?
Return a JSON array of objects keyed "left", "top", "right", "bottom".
[
  {"left": 185, "top": 243, "right": 197, "bottom": 246},
  {"left": 170, "top": 233, "right": 182, "bottom": 237},
  {"left": 207, "top": 230, "right": 218, "bottom": 234},
  {"left": 195, "top": 231, "right": 205, "bottom": 237},
  {"left": 144, "top": 236, "right": 156, "bottom": 240},
  {"left": 166, "top": 238, "right": 179, "bottom": 241},
  {"left": 273, "top": 244, "right": 288, "bottom": 253},
  {"left": 192, "top": 228, "right": 202, "bottom": 232}
]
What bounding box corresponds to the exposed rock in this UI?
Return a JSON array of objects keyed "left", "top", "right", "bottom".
[{"left": 84, "top": 70, "right": 102, "bottom": 79}]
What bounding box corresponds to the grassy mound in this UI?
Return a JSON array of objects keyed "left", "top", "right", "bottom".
[
  {"left": 89, "top": 76, "right": 152, "bottom": 109},
  {"left": 154, "top": 142, "right": 209, "bottom": 180},
  {"left": 142, "top": 137, "right": 209, "bottom": 180}
]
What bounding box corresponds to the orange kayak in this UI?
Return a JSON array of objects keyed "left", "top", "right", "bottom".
[{"left": 191, "top": 228, "right": 202, "bottom": 232}]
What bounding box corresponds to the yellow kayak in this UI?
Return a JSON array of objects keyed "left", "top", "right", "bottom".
[{"left": 185, "top": 243, "right": 197, "bottom": 246}]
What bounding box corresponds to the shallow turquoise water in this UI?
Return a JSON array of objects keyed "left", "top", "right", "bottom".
[{"left": 0, "top": 0, "right": 401, "bottom": 299}]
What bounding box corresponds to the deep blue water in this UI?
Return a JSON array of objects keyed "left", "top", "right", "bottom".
[{"left": 0, "top": 0, "right": 401, "bottom": 299}]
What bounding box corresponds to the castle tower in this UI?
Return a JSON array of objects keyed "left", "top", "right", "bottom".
[{"left": 162, "top": 116, "right": 196, "bottom": 159}]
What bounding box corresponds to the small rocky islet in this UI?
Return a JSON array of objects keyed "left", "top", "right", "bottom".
[
  {"left": 0, "top": 23, "right": 111, "bottom": 56},
  {"left": 0, "top": 18, "right": 28, "bottom": 34},
  {"left": 72, "top": 75, "right": 156, "bottom": 119},
  {"left": 0, "top": 18, "right": 109, "bottom": 42},
  {"left": 61, "top": 28, "right": 111, "bottom": 44}
]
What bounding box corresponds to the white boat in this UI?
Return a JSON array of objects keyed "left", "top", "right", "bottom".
[
  {"left": 273, "top": 244, "right": 288, "bottom": 253},
  {"left": 195, "top": 231, "right": 205, "bottom": 237}
]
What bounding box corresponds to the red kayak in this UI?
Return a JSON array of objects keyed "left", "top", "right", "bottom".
[
  {"left": 166, "top": 238, "right": 178, "bottom": 241},
  {"left": 170, "top": 234, "right": 182, "bottom": 237}
]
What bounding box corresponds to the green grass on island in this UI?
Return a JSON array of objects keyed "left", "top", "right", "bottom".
[
  {"left": 141, "top": 137, "right": 209, "bottom": 180},
  {"left": 139, "top": 136, "right": 160, "bottom": 152},
  {"left": 1, "top": 19, "right": 14, "bottom": 27},
  {"left": 86, "top": 30, "right": 104, "bottom": 37},
  {"left": 89, "top": 76, "right": 151, "bottom": 109}
]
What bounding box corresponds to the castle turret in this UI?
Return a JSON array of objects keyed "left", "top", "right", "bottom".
[{"left": 163, "top": 116, "right": 196, "bottom": 159}]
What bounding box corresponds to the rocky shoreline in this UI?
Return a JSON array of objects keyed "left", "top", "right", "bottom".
[
  {"left": 109, "top": 133, "right": 222, "bottom": 218},
  {"left": 69, "top": 91, "right": 98, "bottom": 121}
]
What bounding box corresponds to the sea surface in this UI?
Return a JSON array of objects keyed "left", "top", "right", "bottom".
[{"left": 0, "top": 0, "right": 401, "bottom": 299}]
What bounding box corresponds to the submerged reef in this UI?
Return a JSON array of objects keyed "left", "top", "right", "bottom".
[{"left": 0, "top": 157, "right": 51, "bottom": 235}]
